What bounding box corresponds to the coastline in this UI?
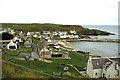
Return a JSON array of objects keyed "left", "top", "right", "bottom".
[{"left": 55, "top": 39, "right": 120, "bottom": 43}]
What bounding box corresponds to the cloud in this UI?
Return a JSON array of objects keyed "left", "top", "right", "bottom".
[{"left": 0, "top": 0, "right": 119, "bottom": 25}]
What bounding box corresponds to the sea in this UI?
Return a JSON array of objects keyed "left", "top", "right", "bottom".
[{"left": 69, "top": 25, "right": 120, "bottom": 57}]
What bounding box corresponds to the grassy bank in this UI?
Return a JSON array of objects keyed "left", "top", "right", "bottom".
[
  {"left": 2, "top": 48, "right": 88, "bottom": 78},
  {"left": 2, "top": 62, "right": 47, "bottom": 78},
  {"left": 3, "top": 59, "right": 82, "bottom": 78},
  {"left": 46, "top": 51, "right": 89, "bottom": 67}
]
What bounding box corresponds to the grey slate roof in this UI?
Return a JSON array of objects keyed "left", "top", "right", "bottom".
[
  {"left": 91, "top": 57, "right": 120, "bottom": 69},
  {"left": 110, "top": 58, "right": 120, "bottom": 63},
  {"left": 91, "top": 58, "right": 111, "bottom": 69},
  {"left": 110, "top": 58, "right": 120, "bottom": 66}
]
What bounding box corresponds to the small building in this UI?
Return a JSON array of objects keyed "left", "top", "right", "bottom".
[
  {"left": 60, "top": 34, "right": 67, "bottom": 39},
  {"left": 37, "top": 35, "right": 42, "bottom": 39},
  {"left": 38, "top": 41, "right": 69, "bottom": 59},
  {"left": 7, "top": 40, "right": 17, "bottom": 50},
  {"left": 42, "top": 31, "right": 51, "bottom": 35},
  {"left": 39, "top": 46, "right": 51, "bottom": 58},
  {"left": 13, "top": 37, "right": 20, "bottom": 43},
  {"left": 87, "top": 56, "right": 120, "bottom": 78},
  {"left": 69, "top": 30, "right": 77, "bottom": 34},
  {"left": 27, "top": 32, "right": 31, "bottom": 36},
  {"left": 52, "top": 51, "right": 69, "bottom": 58},
  {"left": 24, "top": 40, "right": 32, "bottom": 48},
  {"left": 0, "top": 32, "right": 13, "bottom": 48},
  {"left": 58, "top": 31, "right": 68, "bottom": 36},
  {"left": 19, "top": 31, "right": 27, "bottom": 41},
  {"left": 53, "top": 45, "right": 60, "bottom": 50},
  {"left": 10, "top": 30, "right": 15, "bottom": 35},
  {"left": 52, "top": 32, "right": 58, "bottom": 36},
  {"left": 33, "top": 34, "right": 38, "bottom": 38}
]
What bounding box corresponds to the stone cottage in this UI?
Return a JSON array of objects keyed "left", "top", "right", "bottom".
[{"left": 87, "top": 56, "right": 120, "bottom": 78}]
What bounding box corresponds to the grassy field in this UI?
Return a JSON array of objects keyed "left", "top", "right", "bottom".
[
  {"left": 46, "top": 51, "right": 89, "bottom": 68},
  {"left": 2, "top": 47, "right": 32, "bottom": 56},
  {"left": 2, "top": 63, "right": 47, "bottom": 78},
  {"left": 4, "top": 59, "right": 82, "bottom": 78},
  {"left": 3, "top": 50, "right": 88, "bottom": 78},
  {"left": 2, "top": 45, "right": 89, "bottom": 78}
]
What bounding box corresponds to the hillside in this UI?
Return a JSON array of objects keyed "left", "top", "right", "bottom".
[{"left": 2, "top": 23, "right": 114, "bottom": 35}]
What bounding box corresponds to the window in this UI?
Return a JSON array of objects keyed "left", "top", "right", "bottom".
[
  {"left": 95, "top": 73, "right": 97, "bottom": 75},
  {"left": 3, "top": 46, "right": 5, "bottom": 47},
  {"left": 9, "top": 46, "right": 16, "bottom": 49}
]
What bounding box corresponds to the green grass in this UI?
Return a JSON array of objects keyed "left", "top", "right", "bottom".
[
  {"left": 47, "top": 51, "right": 89, "bottom": 66},
  {"left": 2, "top": 47, "right": 32, "bottom": 56},
  {"left": 2, "top": 40, "right": 89, "bottom": 78},
  {"left": 2, "top": 63, "right": 47, "bottom": 78},
  {"left": 5, "top": 59, "right": 82, "bottom": 78}
]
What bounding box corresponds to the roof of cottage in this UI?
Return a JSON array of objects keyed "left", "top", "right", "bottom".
[
  {"left": 110, "top": 57, "right": 120, "bottom": 66},
  {"left": 91, "top": 57, "right": 120, "bottom": 69},
  {"left": 91, "top": 58, "right": 112, "bottom": 69}
]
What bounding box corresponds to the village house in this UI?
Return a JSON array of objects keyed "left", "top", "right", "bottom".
[
  {"left": 7, "top": 40, "right": 18, "bottom": 50},
  {"left": 33, "top": 34, "right": 38, "bottom": 38},
  {"left": 19, "top": 31, "right": 27, "bottom": 41},
  {"left": 42, "top": 31, "right": 51, "bottom": 35},
  {"left": 13, "top": 37, "right": 22, "bottom": 43},
  {"left": 10, "top": 29, "right": 15, "bottom": 35},
  {"left": 58, "top": 31, "right": 67, "bottom": 36},
  {"left": 87, "top": 56, "right": 120, "bottom": 78},
  {"left": 0, "top": 40, "right": 10, "bottom": 48},
  {"left": 60, "top": 34, "right": 67, "bottom": 39},
  {"left": 39, "top": 46, "right": 51, "bottom": 58},
  {"left": 27, "top": 32, "right": 31, "bottom": 37},
  {"left": 52, "top": 32, "right": 58, "bottom": 36},
  {"left": 69, "top": 30, "right": 77, "bottom": 34},
  {"left": 0, "top": 31, "right": 13, "bottom": 48},
  {"left": 52, "top": 51, "right": 69, "bottom": 58},
  {"left": 38, "top": 41, "right": 69, "bottom": 59},
  {"left": 37, "top": 35, "right": 42, "bottom": 39},
  {"left": 24, "top": 39, "right": 32, "bottom": 48}
]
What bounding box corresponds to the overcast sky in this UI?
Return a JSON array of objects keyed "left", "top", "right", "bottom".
[{"left": 0, "top": 0, "right": 119, "bottom": 25}]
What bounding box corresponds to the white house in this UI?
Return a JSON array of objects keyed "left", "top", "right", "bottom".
[
  {"left": 58, "top": 31, "right": 67, "bottom": 36},
  {"left": 33, "top": 34, "right": 38, "bottom": 38},
  {"left": 27, "top": 32, "right": 31, "bottom": 36},
  {"left": 13, "top": 37, "right": 20, "bottom": 42},
  {"left": 69, "top": 30, "right": 77, "bottom": 34},
  {"left": 60, "top": 34, "right": 67, "bottom": 39},
  {"left": 87, "top": 56, "right": 120, "bottom": 78},
  {"left": 52, "top": 32, "right": 58, "bottom": 36},
  {"left": 42, "top": 31, "right": 51, "bottom": 35},
  {"left": 10, "top": 30, "right": 15, "bottom": 35},
  {"left": 7, "top": 40, "right": 17, "bottom": 50}
]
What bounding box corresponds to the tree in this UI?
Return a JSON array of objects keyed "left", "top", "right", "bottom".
[{"left": 2, "top": 32, "right": 13, "bottom": 40}]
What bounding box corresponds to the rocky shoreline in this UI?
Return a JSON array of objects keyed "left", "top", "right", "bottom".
[{"left": 59, "top": 39, "right": 120, "bottom": 43}]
